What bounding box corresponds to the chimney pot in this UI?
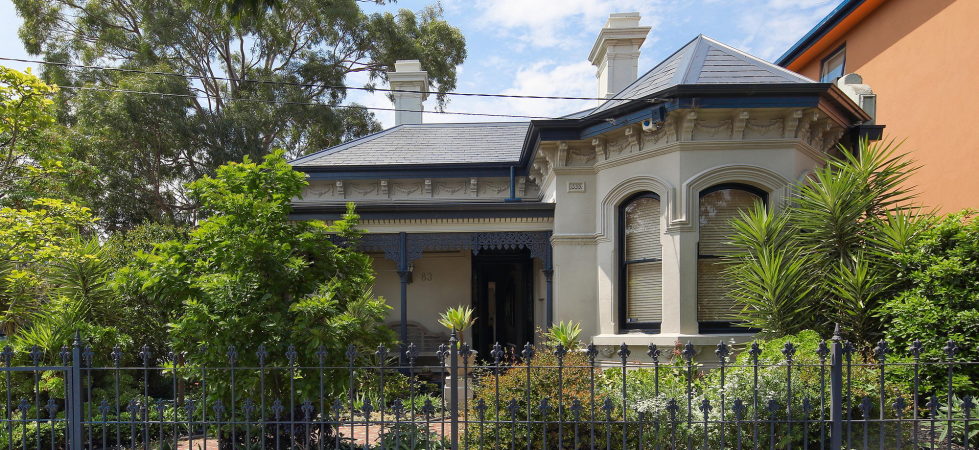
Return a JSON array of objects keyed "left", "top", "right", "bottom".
[
  {"left": 588, "top": 12, "right": 651, "bottom": 100},
  {"left": 388, "top": 59, "right": 429, "bottom": 126}
]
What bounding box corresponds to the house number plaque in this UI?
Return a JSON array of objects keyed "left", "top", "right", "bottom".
[{"left": 567, "top": 181, "right": 586, "bottom": 193}]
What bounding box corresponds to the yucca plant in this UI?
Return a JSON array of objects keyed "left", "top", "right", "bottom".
[
  {"left": 726, "top": 138, "right": 922, "bottom": 347},
  {"left": 542, "top": 320, "right": 583, "bottom": 350},
  {"left": 438, "top": 305, "right": 475, "bottom": 344}
]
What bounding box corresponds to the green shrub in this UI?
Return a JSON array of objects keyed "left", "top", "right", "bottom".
[
  {"left": 376, "top": 422, "right": 448, "bottom": 449},
  {"left": 604, "top": 331, "right": 909, "bottom": 449},
  {"left": 462, "top": 347, "right": 615, "bottom": 449},
  {"left": 881, "top": 212, "right": 979, "bottom": 396}
]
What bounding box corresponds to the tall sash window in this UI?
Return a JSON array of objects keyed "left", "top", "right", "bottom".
[
  {"left": 698, "top": 184, "right": 766, "bottom": 333},
  {"left": 618, "top": 193, "right": 662, "bottom": 331}
]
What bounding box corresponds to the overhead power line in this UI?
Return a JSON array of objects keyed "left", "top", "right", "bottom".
[
  {"left": 1, "top": 56, "right": 647, "bottom": 102},
  {"left": 55, "top": 85, "right": 578, "bottom": 121}
]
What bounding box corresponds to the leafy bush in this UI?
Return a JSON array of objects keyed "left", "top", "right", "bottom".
[
  {"left": 376, "top": 422, "right": 447, "bottom": 449},
  {"left": 127, "top": 151, "right": 395, "bottom": 414},
  {"left": 881, "top": 212, "right": 979, "bottom": 395},
  {"left": 605, "top": 331, "right": 908, "bottom": 449},
  {"left": 463, "top": 347, "right": 614, "bottom": 449}
]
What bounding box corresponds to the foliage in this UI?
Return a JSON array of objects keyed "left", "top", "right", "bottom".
[
  {"left": 606, "top": 331, "right": 907, "bottom": 448},
  {"left": 0, "top": 67, "right": 92, "bottom": 208},
  {"left": 376, "top": 422, "right": 448, "bottom": 450},
  {"left": 463, "top": 348, "right": 613, "bottom": 449},
  {"left": 437, "top": 305, "right": 475, "bottom": 338},
  {"left": 542, "top": 321, "right": 583, "bottom": 351},
  {"left": 0, "top": 198, "right": 103, "bottom": 337},
  {"left": 353, "top": 369, "right": 415, "bottom": 411},
  {"left": 880, "top": 212, "right": 979, "bottom": 395},
  {"left": 105, "top": 223, "right": 188, "bottom": 355},
  {"left": 938, "top": 395, "right": 979, "bottom": 447},
  {"left": 128, "top": 150, "right": 394, "bottom": 407},
  {"left": 726, "top": 203, "right": 816, "bottom": 336},
  {"left": 727, "top": 139, "right": 922, "bottom": 347},
  {"left": 0, "top": 399, "right": 188, "bottom": 449},
  {"left": 15, "top": 0, "right": 466, "bottom": 229}
]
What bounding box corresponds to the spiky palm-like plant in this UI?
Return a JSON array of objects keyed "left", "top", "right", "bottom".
[
  {"left": 726, "top": 139, "right": 924, "bottom": 346},
  {"left": 542, "top": 320, "right": 583, "bottom": 350}
]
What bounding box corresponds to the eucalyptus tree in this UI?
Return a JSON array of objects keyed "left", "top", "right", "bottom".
[
  {"left": 0, "top": 67, "right": 93, "bottom": 208},
  {"left": 13, "top": 0, "right": 467, "bottom": 230}
]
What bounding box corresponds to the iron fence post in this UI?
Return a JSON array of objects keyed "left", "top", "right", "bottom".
[
  {"left": 449, "top": 331, "right": 460, "bottom": 450},
  {"left": 68, "top": 334, "right": 83, "bottom": 450},
  {"left": 830, "top": 325, "right": 844, "bottom": 450}
]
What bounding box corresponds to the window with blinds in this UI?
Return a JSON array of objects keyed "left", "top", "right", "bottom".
[
  {"left": 619, "top": 193, "right": 662, "bottom": 331},
  {"left": 698, "top": 185, "right": 765, "bottom": 332}
]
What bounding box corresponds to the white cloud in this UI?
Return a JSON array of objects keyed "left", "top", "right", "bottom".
[
  {"left": 735, "top": 0, "right": 840, "bottom": 60},
  {"left": 768, "top": 0, "right": 838, "bottom": 10},
  {"left": 421, "top": 60, "right": 595, "bottom": 125},
  {"left": 344, "top": 57, "right": 597, "bottom": 128},
  {"left": 462, "top": 0, "right": 665, "bottom": 49}
]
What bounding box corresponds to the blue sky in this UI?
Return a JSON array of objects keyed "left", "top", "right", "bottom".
[{"left": 0, "top": 0, "right": 841, "bottom": 128}]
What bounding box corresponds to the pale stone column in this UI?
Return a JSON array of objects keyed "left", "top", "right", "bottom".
[{"left": 662, "top": 228, "right": 700, "bottom": 334}]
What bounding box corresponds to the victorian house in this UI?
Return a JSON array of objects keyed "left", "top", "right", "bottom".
[{"left": 289, "top": 13, "right": 876, "bottom": 359}]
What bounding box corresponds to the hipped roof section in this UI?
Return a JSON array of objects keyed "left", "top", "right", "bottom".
[
  {"left": 291, "top": 35, "right": 856, "bottom": 175},
  {"left": 590, "top": 35, "right": 813, "bottom": 115}
]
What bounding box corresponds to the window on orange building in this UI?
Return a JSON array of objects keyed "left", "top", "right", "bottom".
[{"left": 820, "top": 45, "right": 846, "bottom": 83}]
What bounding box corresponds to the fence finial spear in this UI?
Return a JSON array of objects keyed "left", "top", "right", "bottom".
[{"left": 832, "top": 323, "right": 841, "bottom": 341}]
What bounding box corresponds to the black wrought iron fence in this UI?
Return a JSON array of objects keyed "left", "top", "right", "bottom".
[{"left": 0, "top": 328, "right": 976, "bottom": 449}]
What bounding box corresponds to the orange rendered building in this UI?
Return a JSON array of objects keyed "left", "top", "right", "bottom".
[{"left": 778, "top": 0, "right": 979, "bottom": 213}]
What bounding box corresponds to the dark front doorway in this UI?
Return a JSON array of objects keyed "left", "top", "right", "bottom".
[{"left": 472, "top": 249, "right": 534, "bottom": 359}]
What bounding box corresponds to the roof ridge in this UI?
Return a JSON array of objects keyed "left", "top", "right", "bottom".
[
  {"left": 590, "top": 35, "right": 704, "bottom": 114},
  {"left": 603, "top": 34, "right": 703, "bottom": 103},
  {"left": 697, "top": 35, "right": 815, "bottom": 83},
  {"left": 675, "top": 34, "right": 709, "bottom": 85}
]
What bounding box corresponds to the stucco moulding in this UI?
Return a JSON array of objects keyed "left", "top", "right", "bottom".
[
  {"left": 303, "top": 177, "right": 540, "bottom": 202},
  {"left": 533, "top": 108, "right": 844, "bottom": 176}
]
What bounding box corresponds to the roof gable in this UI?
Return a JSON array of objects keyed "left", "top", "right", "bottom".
[{"left": 591, "top": 35, "right": 814, "bottom": 114}]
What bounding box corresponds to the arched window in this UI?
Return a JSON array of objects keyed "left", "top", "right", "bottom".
[
  {"left": 698, "top": 184, "right": 767, "bottom": 333},
  {"left": 618, "top": 192, "right": 662, "bottom": 332}
]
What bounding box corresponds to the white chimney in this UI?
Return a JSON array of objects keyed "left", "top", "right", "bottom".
[
  {"left": 388, "top": 60, "right": 429, "bottom": 126},
  {"left": 588, "top": 13, "right": 651, "bottom": 100}
]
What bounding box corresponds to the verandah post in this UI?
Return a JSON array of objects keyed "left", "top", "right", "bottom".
[
  {"left": 397, "top": 231, "right": 410, "bottom": 367},
  {"left": 830, "top": 324, "right": 844, "bottom": 450},
  {"left": 68, "top": 333, "right": 83, "bottom": 450}
]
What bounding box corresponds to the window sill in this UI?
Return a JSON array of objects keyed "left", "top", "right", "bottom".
[{"left": 592, "top": 332, "right": 756, "bottom": 347}]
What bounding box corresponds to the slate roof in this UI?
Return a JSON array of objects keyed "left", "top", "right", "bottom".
[
  {"left": 292, "top": 35, "right": 815, "bottom": 170},
  {"left": 290, "top": 122, "right": 529, "bottom": 167},
  {"left": 590, "top": 35, "right": 814, "bottom": 115}
]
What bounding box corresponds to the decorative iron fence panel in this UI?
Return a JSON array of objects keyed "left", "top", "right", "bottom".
[{"left": 0, "top": 328, "right": 975, "bottom": 449}]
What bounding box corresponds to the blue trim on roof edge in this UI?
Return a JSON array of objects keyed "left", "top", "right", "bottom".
[{"left": 775, "top": 0, "right": 865, "bottom": 66}]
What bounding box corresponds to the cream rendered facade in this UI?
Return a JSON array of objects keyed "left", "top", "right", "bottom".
[
  {"left": 289, "top": 16, "right": 870, "bottom": 359},
  {"left": 542, "top": 108, "right": 839, "bottom": 350}
]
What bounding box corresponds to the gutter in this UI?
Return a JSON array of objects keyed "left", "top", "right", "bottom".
[{"left": 289, "top": 201, "right": 555, "bottom": 221}]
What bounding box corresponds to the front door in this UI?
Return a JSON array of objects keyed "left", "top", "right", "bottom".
[{"left": 472, "top": 249, "right": 534, "bottom": 359}]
